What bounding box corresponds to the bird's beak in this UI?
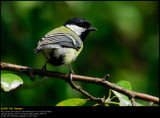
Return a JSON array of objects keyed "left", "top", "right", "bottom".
[{"left": 88, "top": 26, "right": 97, "bottom": 31}]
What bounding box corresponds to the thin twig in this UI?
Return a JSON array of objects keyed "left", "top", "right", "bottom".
[
  {"left": 130, "top": 97, "right": 136, "bottom": 106},
  {"left": 129, "top": 92, "right": 136, "bottom": 106},
  {"left": 66, "top": 79, "right": 103, "bottom": 104},
  {"left": 0, "top": 62, "right": 159, "bottom": 105}
]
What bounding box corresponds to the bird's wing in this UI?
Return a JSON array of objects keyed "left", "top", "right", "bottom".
[{"left": 34, "top": 33, "right": 82, "bottom": 54}]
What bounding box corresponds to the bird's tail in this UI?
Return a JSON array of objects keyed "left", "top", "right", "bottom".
[{"left": 33, "top": 48, "right": 41, "bottom": 55}]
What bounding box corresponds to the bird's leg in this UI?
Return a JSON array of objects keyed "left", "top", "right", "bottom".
[
  {"left": 40, "top": 61, "right": 48, "bottom": 79},
  {"left": 69, "top": 65, "right": 74, "bottom": 81},
  {"left": 69, "top": 65, "right": 74, "bottom": 74}
]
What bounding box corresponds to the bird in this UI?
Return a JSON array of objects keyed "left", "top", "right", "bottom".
[{"left": 34, "top": 17, "right": 97, "bottom": 81}]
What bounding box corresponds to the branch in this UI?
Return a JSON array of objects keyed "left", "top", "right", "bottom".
[
  {"left": 66, "top": 78, "right": 103, "bottom": 104},
  {"left": 1, "top": 62, "right": 159, "bottom": 105}
]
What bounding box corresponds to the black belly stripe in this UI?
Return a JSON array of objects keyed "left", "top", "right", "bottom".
[{"left": 48, "top": 50, "right": 64, "bottom": 66}]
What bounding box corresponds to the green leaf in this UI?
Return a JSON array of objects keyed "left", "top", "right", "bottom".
[
  {"left": 112, "top": 90, "right": 132, "bottom": 106},
  {"left": 56, "top": 98, "right": 87, "bottom": 106},
  {"left": 112, "top": 80, "right": 132, "bottom": 106},
  {"left": 135, "top": 101, "right": 144, "bottom": 106},
  {"left": 1, "top": 73, "right": 23, "bottom": 92},
  {"left": 112, "top": 80, "right": 143, "bottom": 106},
  {"left": 115, "top": 80, "right": 132, "bottom": 91}
]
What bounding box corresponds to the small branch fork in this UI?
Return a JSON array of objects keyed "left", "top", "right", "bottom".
[
  {"left": 1, "top": 62, "right": 159, "bottom": 105},
  {"left": 66, "top": 79, "right": 103, "bottom": 104}
]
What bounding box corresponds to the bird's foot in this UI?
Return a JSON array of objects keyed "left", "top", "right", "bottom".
[
  {"left": 68, "top": 65, "right": 74, "bottom": 82},
  {"left": 39, "top": 62, "right": 48, "bottom": 79}
]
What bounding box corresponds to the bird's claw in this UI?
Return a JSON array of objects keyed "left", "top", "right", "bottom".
[
  {"left": 69, "top": 65, "right": 74, "bottom": 82},
  {"left": 39, "top": 62, "right": 48, "bottom": 79}
]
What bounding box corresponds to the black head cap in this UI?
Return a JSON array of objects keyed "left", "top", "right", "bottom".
[
  {"left": 64, "top": 17, "right": 97, "bottom": 41},
  {"left": 64, "top": 17, "right": 91, "bottom": 28}
]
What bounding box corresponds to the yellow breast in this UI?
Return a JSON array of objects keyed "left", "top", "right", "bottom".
[{"left": 64, "top": 43, "right": 83, "bottom": 65}]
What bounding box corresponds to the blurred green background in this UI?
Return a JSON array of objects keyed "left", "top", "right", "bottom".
[{"left": 1, "top": 1, "right": 159, "bottom": 106}]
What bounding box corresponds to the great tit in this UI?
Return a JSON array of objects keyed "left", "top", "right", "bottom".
[{"left": 34, "top": 17, "right": 97, "bottom": 80}]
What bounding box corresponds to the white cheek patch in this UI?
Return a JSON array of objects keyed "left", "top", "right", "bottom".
[{"left": 66, "top": 24, "right": 86, "bottom": 36}]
